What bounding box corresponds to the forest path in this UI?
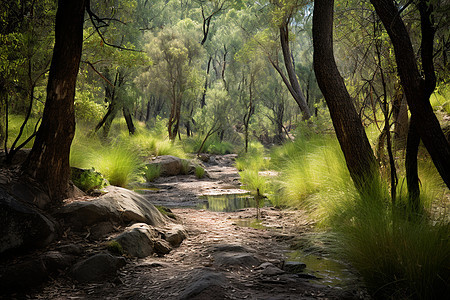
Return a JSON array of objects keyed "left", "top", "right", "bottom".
[{"left": 33, "top": 155, "right": 366, "bottom": 300}]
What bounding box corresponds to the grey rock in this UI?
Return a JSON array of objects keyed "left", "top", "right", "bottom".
[
  {"left": 0, "top": 188, "right": 56, "bottom": 254},
  {"left": 153, "top": 238, "right": 172, "bottom": 256},
  {"left": 163, "top": 224, "right": 187, "bottom": 247},
  {"left": 179, "top": 269, "right": 227, "bottom": 300},
  {"left": 113, "top": 223, "right": 158, "bottom": 258},
  {"left": 57, "top": 186, "right": 167, "bottom": 229},
  {"left": 283, "top": 261, "right": 307, "bottom": 273},
  {"left": 146, "top": 155, "right": 184, "bottom": 176},
  {"left": 71, "top": 253, "right": 126, "bottom": 283},
  {"left": 213, "top": 252, "right": 260, "bottom": 268},
  {"left": 256, "top": 262, "right": 285, "bottom": 276}
]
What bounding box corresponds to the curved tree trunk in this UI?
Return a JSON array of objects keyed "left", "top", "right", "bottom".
[
  {"left": 312, "top": 0, "right": 379, "bottom": 192},
  {"left": 370, "top": 0, "right": 450, "bottom": 189},
  {"left": 280, "top": 23, "right": 311, "bottom": 120},
  {"left": 22, "top": 0, "right": 86, "bottom": 203}
]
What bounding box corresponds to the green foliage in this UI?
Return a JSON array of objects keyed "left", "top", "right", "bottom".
[
  {"left": 106, "top": 240, "right": 123, "bottom": 255},
  {"left": 195, "top": 165, "right": 205, "bottom": 179},
  {"left": 71, "top": 167, "right": 107, "bottom": 192},
  {"left": 144, "top": 164, "right": 161, "bottom": 182}
]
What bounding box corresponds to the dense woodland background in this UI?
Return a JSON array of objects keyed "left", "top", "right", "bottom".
[{"left": 1, "top": 0, "right": 449, "bottom": 299}]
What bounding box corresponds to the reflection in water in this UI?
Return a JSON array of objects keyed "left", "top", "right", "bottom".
[
  {"left": 287, "top": 250, "right": 357, "bottom": 287},
  {"left": 232, "top": 218, "right": 268, "bottom": 230},
  {"left": 198, "top": 193, "right": 271, "bottom": 212}
]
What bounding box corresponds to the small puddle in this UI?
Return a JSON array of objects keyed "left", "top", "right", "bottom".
[
  {"left": 232, "top": 219, "right": 268, "bottom": 230},
  {"left": 287, "top": 250, "right": 357, "bottom": 287},
  {"left": 198, "top": 193, "right": 271, "bottom": 212}
]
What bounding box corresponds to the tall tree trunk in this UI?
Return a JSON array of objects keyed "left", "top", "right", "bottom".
[
  {"left": 280, "top": 23, "right": 311, "bottom": 120},
  {"left": 312, "top": 0, "right": 379, "bottom": 191},
  {"left": 22, "top": 0, "right": 86, "bottom": 203},
  {"left": 405, "top": 117, "right": 421, "bottom": 211},
  {"left": 123, "top": 106, "right": 135, "bottom": 135},
  {"left": 201, "top": 56, "right": 212, "bottom": 108},
  {"left": 0, "top": 83, "right": 6, "bottom": 151},
  {"left": 370, "top": 0, "right": 450, "bottom": 188}
]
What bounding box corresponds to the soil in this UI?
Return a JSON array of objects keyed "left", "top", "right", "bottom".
[{"left": 5, "top": 154, "right": 369, "bottom": 300}]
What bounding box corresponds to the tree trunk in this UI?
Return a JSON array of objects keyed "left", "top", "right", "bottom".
[
  {"left": 312, "top": 0, "right": 379, "bottom": 191},
  {"left": 123, "top": 106, "right": 135, "bottom": 135},
  {"left": 21, "top": 0, "right": 86, "bottom": 203},
  {"left": 280, "top": 23, "right": 312, "bottom": 120},
  {"left": 370, "top": 0, "right": 450, "bottom": 188},
  {"left": 405, "top": 117, "right": 421, "bottom": 211}
]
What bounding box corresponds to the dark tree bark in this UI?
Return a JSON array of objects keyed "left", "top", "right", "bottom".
[
  {"left": 370, "top": 0, "right": 450, "bottom": 189},
  {"left": 405, "top": 116, "right": 421, "bottom": 211},
  {"left": 122, "top": 106, "right": 135, "bottom": 135},
  {"left": 279, "top": 23, "right": 311, "bottom": 120},
  {"left": 312, "top": 0, "right": 379, "bottom": 191},
  {"left": 21, "top": 0, "right": 87, "bottom": 202}
]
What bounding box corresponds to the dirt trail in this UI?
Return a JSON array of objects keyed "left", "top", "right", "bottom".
[{"left": 30, "top": 155, "right": 366, "bottom": 300}]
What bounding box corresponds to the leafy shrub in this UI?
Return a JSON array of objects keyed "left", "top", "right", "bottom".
[{"left": 71, "top": 167, "right": 107, "bottom": 192}]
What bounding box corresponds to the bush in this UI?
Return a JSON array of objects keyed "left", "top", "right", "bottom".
[{"left": 71, "top": 167, "right": 107, "bottom": 192}]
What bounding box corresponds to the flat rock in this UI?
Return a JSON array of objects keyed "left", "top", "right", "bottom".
[
  {"left": 256, "top": 262, "right": 285, "bottom": 276},
  {"left": 213, "top": 252, "right": 260, "bottom": 268},
  {"left": 179, "top": 269, "right": 227, "bottom": 300},
  {"left": 283, "top": 261, "right": 306, "bottom": 273},
  {"left": 0, "top": 188, "right": 56, "bottom": 254},
  {"left": 71, "top": 253, "right": 126, "bottom": 283},
  {"left": 58, "top": 186, "right": 167, "bottom": 229}
]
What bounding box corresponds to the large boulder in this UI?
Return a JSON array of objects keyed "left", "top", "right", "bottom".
[
  {"left": 0, "top": 188, "right": 56, "bottom": 254},
  {"left": 71, "top": 253, "right": 126, "bottom": 283},
  {"left": 146, "top": 155, "right": 195, "bottom": 176},
  {"left": 57, "top": 186, "right": 167, "bottom": 230}
]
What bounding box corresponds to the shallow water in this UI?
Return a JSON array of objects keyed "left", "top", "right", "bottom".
[
  {"left": 287, "top": 250, "right": 357, "bottom": 287},
  {"left": 198, "top": 193, "right": 271, "bottom": 212}
]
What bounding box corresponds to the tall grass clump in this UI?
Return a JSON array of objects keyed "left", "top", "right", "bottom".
[
  {"left": 235, "top": 141, "right": 268, "bottom": 171},
  {"left": 271, "top": 135, "right": 350, "bottom": 209},
  {"left": 322, "top": 187, "right": 449, "bottom": 299},
  {"left": 70, "top": 131, "right": 143, "bottom": 187},
  {"left": 272, "top": 132, "right": 449, "bottom": 299}
]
